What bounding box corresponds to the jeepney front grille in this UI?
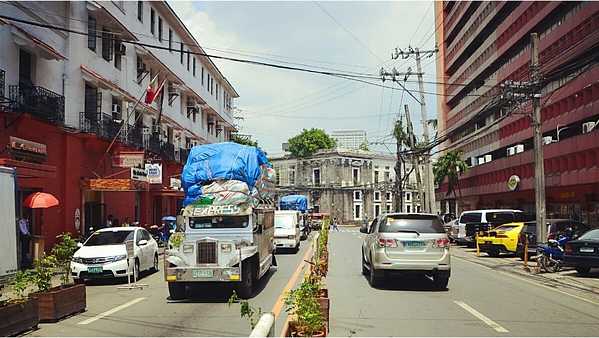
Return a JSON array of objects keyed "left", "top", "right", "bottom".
[{"left": 197, "top": 241, "right": 217, "bottom": 264}]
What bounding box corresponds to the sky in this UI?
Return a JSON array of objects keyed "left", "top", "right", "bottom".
[{"left": 169, "top": 1, "right": 439, "bottom": 155}]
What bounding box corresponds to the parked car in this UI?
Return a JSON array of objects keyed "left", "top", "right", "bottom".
[
  {"left": 516, "top": 219, "right": 592, "bottom": 260},
  {"left": 476, "top": 222, "right": 525, "bottom": 257},
  {"left": 452, "top": 209, "right": 524, "bottom": 246},
  {"left": 71, "top": 227, "right": 159, "bottom": 282},
  {"left": 564, "top": 228, "right": 599, "bottom": 275},
  {"left": 274, "top": 210, "right": 301, "bottom": 252},
  {"left": 309, "top": 212, "right": 330, "bottom": 230},
  {"left": 360, "top": 213, "right": 451, "bottom": 289}
]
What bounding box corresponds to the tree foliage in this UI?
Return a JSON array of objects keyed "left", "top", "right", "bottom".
[
  {"left": 359, "top": 141, "right": 369, "bottom": 151},
  {"left": 231, "top": 134, "right": 258, "bottom": 147},
  {"left": 287, "top": 128, "right": 336, "bottom": 158},
  {"left": 433, "top": 150, "right": 468, "bottom": 197}
]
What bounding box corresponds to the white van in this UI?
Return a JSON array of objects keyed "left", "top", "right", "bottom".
[
  {"left": 452, "top": 209, "right": 524, "bottom": 245},
  {"left": 274, "top": 210, "right": 301, "bottom": 252}
]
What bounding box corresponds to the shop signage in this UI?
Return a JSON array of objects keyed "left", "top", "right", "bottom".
[
  {"left": 112, "top": 151, "right": 144, "bottom": 168},
  {"left": 131, "top": 168, "right": 148, "bottom": 182},
  {"left": 86, "top": 178, "right": 147, "bottom": 191},
  {"left": 74, "top": 208, "right": 81, "bottom": 231},
  {"left": 170, "top": 178, "right": 182, "bottom": 189},
  {"left": 507, "top": 175, "right": 520, "bottom": 191},
  {"left": 145, "top": 163, "right": 162, "bottom": 184},
  {"left": 9, "top": 137, "right": 47, "bottom": 162}
]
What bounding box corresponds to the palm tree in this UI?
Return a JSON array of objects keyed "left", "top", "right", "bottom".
[{"left": 433, "top": 150, "right": 468, "bottom": 200}]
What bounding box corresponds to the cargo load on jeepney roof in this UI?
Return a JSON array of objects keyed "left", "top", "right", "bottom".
[
  {"left": 181, "top": 142, "right": 275, "bottom": 206},
  {"left": 279, "top": 195, "right": 308, "bottom": 212}
]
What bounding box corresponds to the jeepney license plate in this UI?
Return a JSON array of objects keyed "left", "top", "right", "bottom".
[
  {"left": 88, "top": 266, "right": 103, "bottom": 274},
  {"left": 580, "top": 247, "right": 595, "bottom": 253},
  {"left": 192, "top": 269, "right": 214, "bottom": 278}
]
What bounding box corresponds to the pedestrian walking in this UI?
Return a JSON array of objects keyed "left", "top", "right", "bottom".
[{"left": 332, "top": 217, "right": 339, "bottom": 231}]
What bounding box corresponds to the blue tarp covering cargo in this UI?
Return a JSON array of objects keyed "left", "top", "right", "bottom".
[
  {"left": 280, "top": 195, "right": 308, "bottom": 212},
  {"left": 181, "top": 142, "right": 271, "bottom": 206}
]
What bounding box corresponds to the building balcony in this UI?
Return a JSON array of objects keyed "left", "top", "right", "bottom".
[
  {"left": 8, "top": 83, "right": 65, "bottom": 124},
  {"left": 79, "top": 112, "right": 123, "bottom": 141},
  {"left": 125, "top": 125, "right": 144, "bottom": 149},
  {"left": 161, "top": 142, "right": 176, "bottom": 162}
]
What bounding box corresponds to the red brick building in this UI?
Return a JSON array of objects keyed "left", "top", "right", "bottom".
[{"left": 435, "top": 1, "right": 599, "bottom": 225}]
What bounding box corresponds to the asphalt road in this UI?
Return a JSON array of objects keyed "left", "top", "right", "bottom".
[
  {"left": 328, "top": 228, "right": 599, "bottom": 336},
  {"left": 27, "top": 238, "right": 312, "bottom": 337}
]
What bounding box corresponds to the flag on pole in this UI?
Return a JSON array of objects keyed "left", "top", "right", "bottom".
[{"left": 145, "top": 74, "right": 167, "bottom": 105}]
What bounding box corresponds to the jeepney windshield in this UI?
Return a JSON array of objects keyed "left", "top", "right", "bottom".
[{"left": 188, "top": 215, "right": 250, "bottom": 229}]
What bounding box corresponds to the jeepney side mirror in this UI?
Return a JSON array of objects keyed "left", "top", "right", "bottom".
[{"left": 176, "top": 215, "right": 185, "bottom": 232}]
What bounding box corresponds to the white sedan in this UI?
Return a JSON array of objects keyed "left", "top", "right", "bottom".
[{"left": 71, "top": 227, "right": 159, "bottom": 281}]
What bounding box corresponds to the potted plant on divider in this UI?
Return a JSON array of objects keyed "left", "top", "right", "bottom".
[
  {"left": 32, "top": 233, "right": 86, "bottom": 322},
  {"left": 0, "top": 271, "right": 39, "bottom": 336},
  {"left": 284, "top": 278, "right": 326, "bottom": 337},
  {"left": 228, "top": 291, "right": 263, "bottom": 330}
]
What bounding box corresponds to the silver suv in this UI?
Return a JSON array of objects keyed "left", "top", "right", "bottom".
[{"left": 360, "top": 213, "right": 451, "bottom": 289}]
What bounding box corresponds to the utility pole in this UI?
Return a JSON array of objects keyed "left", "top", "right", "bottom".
[
  {"left": 414, "top": 48, "right": 437, "bottom": 214},
  {"left": 530, "top": 33, "right": 547, "bottom": 245},
  {"left": 404, "top": 104, "right": 425, "bottom": 212}
]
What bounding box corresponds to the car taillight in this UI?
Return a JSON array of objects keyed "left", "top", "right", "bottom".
[
  {"left": 377, "top": 237, "right": 397, "bottom": 248},
  {"left": 565, "top": 243, "right": 573, "bottom": 254},
  {"left": 433, "top": 238, "right": 450, "bottom": 248},
  {"left": 495, "top": 234, "right": 508, "bottom": 238}
]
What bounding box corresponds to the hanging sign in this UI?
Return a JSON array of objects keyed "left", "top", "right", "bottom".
[
  {"left": 145, "top": 163, "right": 162, "bottom": 184},
  {"left": 112, "top": 151, "right": 144, "bottom": 168},
  {"left": 131, "top": 168, "right": 148, "bottom": 182},
  {"left": 507, "top": 175, "right": 520, "bottom": 191}
]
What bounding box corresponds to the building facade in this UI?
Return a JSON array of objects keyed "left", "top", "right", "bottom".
[
  {"left": 435, "top": 1, "right": 599, "bottom": 225},
  {"left": 0, "top": 1, "right": 238, "bottom": 254},
  {"left": 331, "top": 130, "right": 367, "bottom": 150},
  {"left": 271, "top": 150, "right": 421, "bottom": 225}
]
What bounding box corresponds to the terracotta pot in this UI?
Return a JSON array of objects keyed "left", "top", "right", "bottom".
[
  {"left": 0, "top": 298, "right": 39, "bottom": 336},
  {"left": 33, "top": 283, "right": 86, "bottom": 322}
]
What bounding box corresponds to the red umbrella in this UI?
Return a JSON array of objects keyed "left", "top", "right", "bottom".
[{"left": 23, "top": 192, "right": 59, "bottom": 209}]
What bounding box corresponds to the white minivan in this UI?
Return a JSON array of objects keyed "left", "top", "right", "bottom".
[
  {"left": 274, "top": 210, "right": 301, "bottom": 252},
  {"left": 452, "top": 209, "right": 524, "bottom": 245}
]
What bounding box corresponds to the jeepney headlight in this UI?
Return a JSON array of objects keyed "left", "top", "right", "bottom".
[
  {"left": 182, "top": 244, "right": 194, "bottom": 253},
  {"left": 221, "top": 243, "right": 232, "bottom": 253}
]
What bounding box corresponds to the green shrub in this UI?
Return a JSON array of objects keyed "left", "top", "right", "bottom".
[{"left": 51, "top": 233, "right": 78, "bottom": 286}]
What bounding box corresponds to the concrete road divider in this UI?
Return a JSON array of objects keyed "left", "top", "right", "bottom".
[{"left": 250, "top": 313, "right": 275, "bottom": 337}]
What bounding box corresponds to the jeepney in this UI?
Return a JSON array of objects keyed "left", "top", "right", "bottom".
[{"left": 164, "top": 203, "right": 275, "bottom": 300}]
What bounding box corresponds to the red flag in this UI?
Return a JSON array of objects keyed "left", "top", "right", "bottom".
[{"left": 145, "top": 75, "right": 167, "bottom": 105}]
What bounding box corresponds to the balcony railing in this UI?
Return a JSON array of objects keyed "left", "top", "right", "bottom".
[
  {"left": 9, "top": 83, "right": 65, "bottom": 124},
  {"left": 79, "top": 112, "right": 124, "bottom": 141},
  {"left": 145, "top": 134, "right": 162, "bottom": 154},
  {"left": 125, "top": 125, "right": 144, "bottom": 149},
  {"left": 161, "top": 142, "right": 175, "bottom": 162}
]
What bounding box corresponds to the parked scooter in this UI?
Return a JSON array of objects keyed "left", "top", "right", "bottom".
[
  {"left": 534, "top": 231, "right": 573, "bottom": 273},
  {"left": 149, "top": 225, "right": 166, "bottom": 247}
]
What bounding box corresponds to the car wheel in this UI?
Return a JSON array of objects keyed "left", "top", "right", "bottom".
[
  {"left": 168, "top": 282, "right": 186, "bottom": 300},
  {"left": 237, "top": 260, "right": 255, "bottom": 299},
  {"left": 295, "top": 241, "right": 300, "bottom": 253},
  {"left": 368, "top": 257, "right": 383, "bottom": 288},
  {"left": 151, "top": 253, "right": 159, "bottom": 272},
  {"left": 433, "top": 271, "right": 450, "bottom": 290},
  {"left": 487, "top": 248, "right": 501, "bottom": 257},
  {"left": 576, "top": 267, "right": 591, "bottom": 275},
  {"left": 361, "top": 251, "right": 368, "bottom": 275}
]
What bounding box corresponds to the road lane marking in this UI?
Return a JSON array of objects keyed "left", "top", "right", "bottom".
[
  {"left": 271, "top": 246, "right": 313, "bottom": 318},
  {"left": 454, "top": 300, "right": 509, "bottom": 333},
  {"left": 78, "top": 297, "right": 146, "bottom": 325},
  {"left": 453, "top": 255, "right": 599, "bottom": 307}
]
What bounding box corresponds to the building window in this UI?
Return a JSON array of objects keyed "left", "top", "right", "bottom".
[
  {"left": 352, "top": 167, "right": 360, "bottom": 185},
  {"left": 180, "top": 42, "right": 184, "bottom": 64},
  {"left": 353, "top": 190, "right": 362, "bottom": 201},
  {"left": 407, "top": 205, "right": 412, "bottom": 213},
  {"left": 354, "top": 203, "right": 362, "bottom": 220},
  {"left": 289, "top": 166, "right": 296, "bottom": 185},
  {"left": 187, "top": 51, "right": 190, "bottom": 71},
  {"left": 101, "top": 28, "right": 113, "bottom": 62},
  {"left": 374, "top": 191, "right": 381, "bottom": 202},
  {"left": 158, "top": 17, "right": 163, "bottom": 42},
  {"left": 150, "top": 8, "right": 155, "bottom": 35},
  {"left": 88, "top": 16, "right": 97, "bottom": 51},
  {"left": 374, "top": 204, "right": 381, "bottom": 218},
  {"left": 274, "top": 166, "right": 281, "bottom": 185},
  {"left": 137, "top": 1, "right": 143, "bottom": 22},
  {"left": 201, "top": 67, "right": 204, "bottom": 86},
  {"left": 406, "top": 192, "right": 411, "bottom": 202},
  {"left": 114, "top": 40, "right": 122, "bottom": 70},
  {"left": 168, "top": 29, "right": 173, "bottom": 52},
  {"left": 193, "top": 58, "right": 196, "bottom": 76},
  {"left": 386, "top": 203, "right": 392, "bottom": 212},
  {"left": 385, "top": 192, "right": 392, "bottom": 201},
  {"left": 211, "top": 77, "right": 214, "bottom": 95},
  {"left": 313, "top": 168, "right": 320, "bottom": 186},
  {"left": 417, "top": 205, "right": 421, "bottom": 213},
  {"left": 384, "top": 171, "right": 390, "bottom": 182},
  {"left": 136, "top": 55, "right": 145, "bottom": 82},
  {"left": 216, "top": 84, "right": 219, "bottom": 100},
  {"left": 374, "top": 170, "right": 379, "bottom": 184}
]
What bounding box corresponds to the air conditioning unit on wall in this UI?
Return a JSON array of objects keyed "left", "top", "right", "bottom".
[
  {"left": 582, "top": 121, "right": 596, "bottom": 134},
  {"left": 543, "top": 136, "right": 554, "bottom": 145},
  {"left": 507, "top": 147, "right": 515, "bottom": 156}
]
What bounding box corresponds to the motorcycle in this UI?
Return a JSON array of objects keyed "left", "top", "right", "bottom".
[
  {"left": 149, "top": 225, "right": 166, "bottom": 247},
  {"left": 533, "top": 234, "right": 572, "bottom": 273}
]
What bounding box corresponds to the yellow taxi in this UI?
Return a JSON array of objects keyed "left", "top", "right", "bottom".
[{"left": 476, "top": 222, "right": 525, "bottom": 257}]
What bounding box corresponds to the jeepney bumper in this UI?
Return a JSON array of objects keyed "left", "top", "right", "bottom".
[{"left": 165, "top": 266, "right": 242, "bottom": 282}]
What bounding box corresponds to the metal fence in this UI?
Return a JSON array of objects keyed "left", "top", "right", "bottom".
[{"left": 9, "top": 83, "right": 65, "bottom": 124}]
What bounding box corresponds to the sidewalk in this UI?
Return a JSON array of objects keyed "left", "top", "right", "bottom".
[{"left": 452, "top": 246, "right": 599, "bottom": 300}]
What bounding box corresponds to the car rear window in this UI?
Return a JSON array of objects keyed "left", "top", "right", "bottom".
[
  {"left": 486, "top": 212, "right": 518, "bottom": 224},
  {"left": 579, "top": 229, "right": 599, "bottom": 240},
  {"left": 379, "top": 215, "right": 445, "bottom": 233},
  {"left": 460, "top": 212, "right": 482, "bottom": 223}
]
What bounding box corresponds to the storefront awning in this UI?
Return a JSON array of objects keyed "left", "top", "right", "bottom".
[
  {"left": 81, "top": 178, "right": 149, "bottom": 192},
  {"left": 0, "top": 158, "right": 56, "bottom": 179}
]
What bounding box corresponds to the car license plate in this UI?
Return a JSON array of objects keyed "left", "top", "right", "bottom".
[
  {"left": 485, "top": 241, "right": 492, "bottom": 244},
  {"left": 88, "top": 266, "right": 103, "bottom": 274},
  {"left": 192, "top": 269, "right": 213, "bottom": 278},
  {"left": 402, "top": 241, "right": 425, "bottom": 248},
  {"left": 580, "top": 247, "right": 595, "bottom": 253}
]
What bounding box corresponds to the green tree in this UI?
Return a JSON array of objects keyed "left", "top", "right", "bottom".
[
  {"left": 359, "top": 141, "right": 369, "bottom": 151},
  {"left": 433, "top": 150, "right": 468, "bottom": 198},
  {"left": 231, "top": 134, "right": 258, "bottom": 147},
  {"left": 287, "top": 128, "right": 336, "bottom": 158}
]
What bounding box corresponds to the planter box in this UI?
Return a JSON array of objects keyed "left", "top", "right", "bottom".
[
  {"left": 34, "top": 283, "right": 86, "bottom": 322},
  {"left": 285, "top": 320, "right": 326, "bottom": 337},
  {"left": 317, "top": 289, "right": 330, "bottom": 333},
  {"left": 0, "top": 298, "right": 39, "bottom": 336}
]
